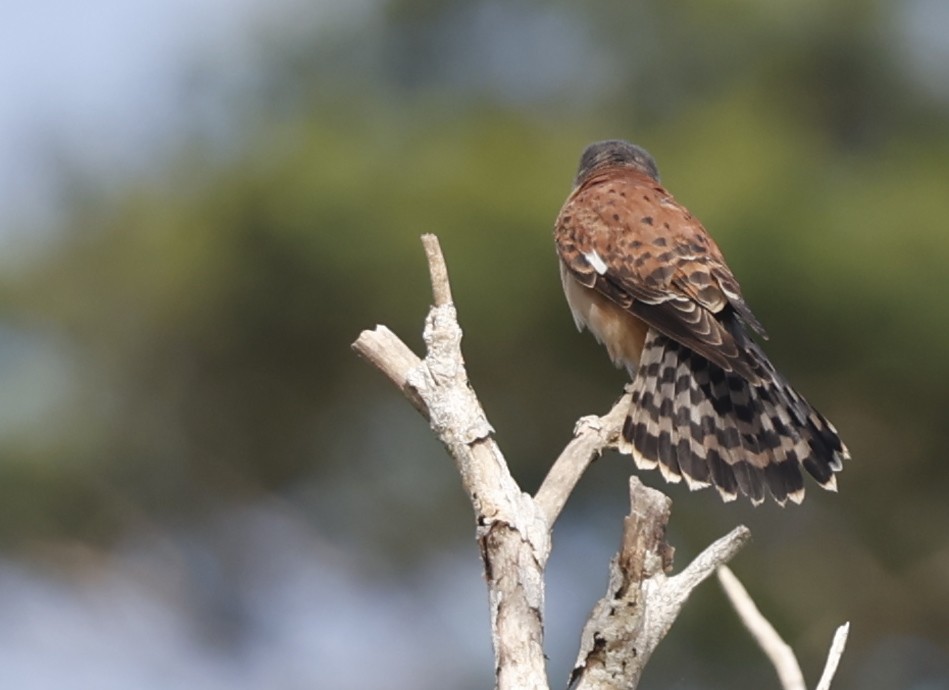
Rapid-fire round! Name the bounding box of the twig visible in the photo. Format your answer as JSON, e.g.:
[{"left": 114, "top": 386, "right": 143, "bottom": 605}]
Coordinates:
[
  {"left": 717, "top": 566, "right": 849, "bottom": 690},
  {"left": 352, "top": 325, "right": 426, "bottom": 417},
  {"left": 534, "top": 394, "right": 630, "bottom": 527},
  {"left": 422, "top": 233, "right": 452, "bottom": 306},
  {"left": 815, "top": 623, "right": 849, "bottom": 690},
  {"left": 718, "top": 565, "right": 805, "bottom": 690}
]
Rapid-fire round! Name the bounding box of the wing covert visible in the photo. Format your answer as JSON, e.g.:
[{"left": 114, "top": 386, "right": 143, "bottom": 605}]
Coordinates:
[{"left": 555, "top": 169, "right": 763, "bottom": 382}]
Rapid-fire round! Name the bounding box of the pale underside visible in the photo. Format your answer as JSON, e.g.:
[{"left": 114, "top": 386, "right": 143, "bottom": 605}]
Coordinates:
[{"left": 560, "top": 260, "right": 648, "bottom": 375}]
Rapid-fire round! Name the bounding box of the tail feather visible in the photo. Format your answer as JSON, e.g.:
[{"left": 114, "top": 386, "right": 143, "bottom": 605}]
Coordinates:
[
  {"left": 673, "top": 350, "right": 710, "bottom": 489},
  {"left": 722, "top": 360, "right": 774, "bottom": 503},
  {"left": 655, "top": 342, "right": 682, "bottom": 484},
  {"left": 692, "top": 355, "right": 741, "bottom": 501},
  {"left": 618, "top": 329, "right": 849, "bottom": 505},
  {"left": 708, "top": 363, "right": 767, "bottom": 504}
]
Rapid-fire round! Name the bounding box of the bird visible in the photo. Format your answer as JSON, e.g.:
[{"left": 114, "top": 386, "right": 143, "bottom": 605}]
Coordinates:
[{"left": 554, "top": 139, "right": 849, "bottom": 505}]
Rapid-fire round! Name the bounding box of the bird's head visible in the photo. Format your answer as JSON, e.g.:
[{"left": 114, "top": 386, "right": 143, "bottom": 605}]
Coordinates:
[{"left": 574, "top": 140, "right": 660, "bottom": 186}]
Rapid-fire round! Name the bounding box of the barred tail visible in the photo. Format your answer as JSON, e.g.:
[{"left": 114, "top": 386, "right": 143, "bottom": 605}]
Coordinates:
[{"left": 618, "top": 329, "right": 849, "bottom": 505}]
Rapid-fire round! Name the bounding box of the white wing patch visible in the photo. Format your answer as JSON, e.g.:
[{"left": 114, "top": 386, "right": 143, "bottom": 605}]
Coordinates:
[{"left": 582, "top": 250, "right": 609, "bottom": 275}]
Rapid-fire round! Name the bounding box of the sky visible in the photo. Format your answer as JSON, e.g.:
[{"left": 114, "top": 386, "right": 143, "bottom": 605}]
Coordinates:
[
  {"left": 0, "top": 0, "right": 374, "bottom": 236},
  {"left": 2, "top": 0, "right": 237, "bottom": 225}
]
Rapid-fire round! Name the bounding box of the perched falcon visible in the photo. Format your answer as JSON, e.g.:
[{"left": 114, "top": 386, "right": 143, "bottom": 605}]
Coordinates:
[{"left": 554, "top": 140, "right": 849, "bottom": 505}]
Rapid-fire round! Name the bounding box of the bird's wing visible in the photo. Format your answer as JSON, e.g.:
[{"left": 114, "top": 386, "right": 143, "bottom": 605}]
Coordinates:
[{"left": 555, "top": 169, "right": 765, "bottom": 381}]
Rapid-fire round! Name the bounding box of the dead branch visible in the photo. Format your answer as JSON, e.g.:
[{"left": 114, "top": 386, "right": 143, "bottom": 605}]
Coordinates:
[
  {"left": 717, "top": 565, "right": 849, "bottom": 690},
  {"left": 354, "top": 235, "right": 549, "bottom": 689},
  {"left": 816, "top": 623, "right": 850, "bottom": 690},
  {"left": 534, "top": 398, "right": 630, "bottom": 528},
  {"left": 570, "top": 479, "right": 750, "bottom": 689},
  {"left": 353, "top": 234, "right": 812, "bottom": 689}
]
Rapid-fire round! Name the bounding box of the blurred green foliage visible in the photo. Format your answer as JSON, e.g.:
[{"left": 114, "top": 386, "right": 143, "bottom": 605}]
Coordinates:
[{"left": 2, "top": 0, "right": 948, "bottom": 686}]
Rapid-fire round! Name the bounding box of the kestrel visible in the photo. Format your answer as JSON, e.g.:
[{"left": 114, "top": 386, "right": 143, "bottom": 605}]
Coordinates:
[{"left": 554, "top": 140, "right": 849, "bottom": 505}]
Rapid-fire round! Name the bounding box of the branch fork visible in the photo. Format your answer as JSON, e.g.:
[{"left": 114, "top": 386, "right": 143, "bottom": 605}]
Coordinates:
[{"left": 352, "top": 234, "right": 847, "bottom": 690}]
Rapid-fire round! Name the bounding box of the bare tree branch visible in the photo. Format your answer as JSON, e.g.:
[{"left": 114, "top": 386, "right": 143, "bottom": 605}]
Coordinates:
[
  {"left": 354, "top": 235, "right": 550, "bottom": 689},
  {"left": 717, "top": 565, "right": 849, "bottom": 690},
  {"left": 815, "top": 623, "right": 849, "bottom": 690},
  {"left": 626, "top": 523, "right": 752, "bottom": 666},
  {"left": 718, "top": 565, "right": 806, "bottom": 690},
  {"left": 570, "top": 478, "right": 751, "bottom": 690},
  {"left": 355, "top": 234, "right": 833, "bottom": 690},
  {"left": 422, "top": 233, "right": 452, "bottom": 306},
  {"left": 534, "top": 394, "right": 630, "bottom": 527},
  {"left": 352, "top": 325, "right": 426, "bottom": 417}
]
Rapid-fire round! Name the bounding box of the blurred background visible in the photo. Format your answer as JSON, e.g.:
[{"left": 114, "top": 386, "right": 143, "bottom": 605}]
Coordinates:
[{"left": 1, "top": 0, "right": 947, "bottom": 687}]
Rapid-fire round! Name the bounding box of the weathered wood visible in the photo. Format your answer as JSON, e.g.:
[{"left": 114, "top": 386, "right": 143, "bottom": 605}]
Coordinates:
[{"left": 353, "top": 234, "right": 845, "bottom": 690}]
